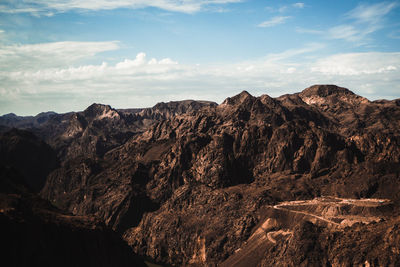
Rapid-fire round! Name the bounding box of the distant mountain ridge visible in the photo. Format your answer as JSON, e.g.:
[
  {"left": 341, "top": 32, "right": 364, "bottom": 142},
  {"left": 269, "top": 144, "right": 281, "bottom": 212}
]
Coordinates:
[{"left": 0, "top": 99, "right": 218, "bottom": 127}]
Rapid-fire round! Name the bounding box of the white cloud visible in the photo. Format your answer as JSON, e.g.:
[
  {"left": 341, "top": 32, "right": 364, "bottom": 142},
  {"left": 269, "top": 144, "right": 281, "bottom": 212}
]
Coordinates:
[
  {"left": 1, "top": 41, "right": 399, "bottom": 115},
  {"left": 293, "top": 3, "right": 304, "bottom": 9},
  {"left": 116, "top": 53, "right": 147, "bottom": 69},
  {"left": 0, "top": 0, "right": 242, "bottom": 15},
  {"left": 311, "top": 52, "right": 400, "bottom": 75},
  {"left": 327, "top": 25, "right": 360, "bottom": 42},
  {"left": 0, "top": 41, "right": 119, "bottom": 70},
  {"left": 258, "top": 16, "right": 291, "bottom": 28},
  {"left": 286, "top": 67, "right": 296, "bottom": 73},
  {"left": 278, "top": 6, "right": 288, "bottom": 13},
  {"left": 158, "top": 58, "right": 178, "bottom": 65}
]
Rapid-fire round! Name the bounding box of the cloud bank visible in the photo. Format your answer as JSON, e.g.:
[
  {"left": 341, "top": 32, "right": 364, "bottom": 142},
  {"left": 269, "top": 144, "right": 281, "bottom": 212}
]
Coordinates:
[{"left": 1, "top": 41, "right": 399, "bottom": 115}]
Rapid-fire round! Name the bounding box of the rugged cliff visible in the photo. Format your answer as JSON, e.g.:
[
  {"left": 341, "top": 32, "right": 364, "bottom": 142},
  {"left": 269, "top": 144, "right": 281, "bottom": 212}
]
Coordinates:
[{"left": 0, "top": 131, "right": 146, "bottom": 267}]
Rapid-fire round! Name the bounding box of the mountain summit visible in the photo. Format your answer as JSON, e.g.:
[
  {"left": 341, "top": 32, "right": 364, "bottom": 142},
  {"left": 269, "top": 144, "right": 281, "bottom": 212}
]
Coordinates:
[{"left": 300, "top": 84, "right": 355, "bottom": 97}]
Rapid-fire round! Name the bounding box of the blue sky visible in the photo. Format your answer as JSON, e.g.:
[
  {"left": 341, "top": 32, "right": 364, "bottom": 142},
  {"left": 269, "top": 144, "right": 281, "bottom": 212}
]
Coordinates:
[{"left": 1, "top": 0, "right": 400, "bottom": 115}]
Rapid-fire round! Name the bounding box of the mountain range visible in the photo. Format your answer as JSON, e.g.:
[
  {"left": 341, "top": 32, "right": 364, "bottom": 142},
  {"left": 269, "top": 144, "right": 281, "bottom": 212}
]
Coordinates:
[{"left": 1, "top": 84, "right": 399, "bottom": 266}]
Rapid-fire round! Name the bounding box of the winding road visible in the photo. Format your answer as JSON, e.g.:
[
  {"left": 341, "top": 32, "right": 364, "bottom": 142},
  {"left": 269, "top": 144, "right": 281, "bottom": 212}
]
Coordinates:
[{"left": 273, "top": 204, "right": 341, "bottom": 226}]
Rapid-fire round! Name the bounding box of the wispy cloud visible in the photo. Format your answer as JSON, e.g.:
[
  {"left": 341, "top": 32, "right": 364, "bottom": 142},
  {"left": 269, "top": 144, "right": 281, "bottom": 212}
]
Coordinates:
[
  {"left": 292, "top": 3, "right": 305, "bottom": 9},
  {"left": 327, "top": 25, "right": 360, "bottom": 42},
  {"left": 346, "top": 2, "right": 398, "bottom": 24},
  {"left": 258, "top": 16, "right": 291, "bottom": 28},
  {"left": 0, "top": 0, "right": 242, "bottom": 15},
  {"left": 295, "top": 27, "right": 323, "bottom": 34},
  {"left": 335, "top": 1, "right": 398, "bottom": 42},
  {"left": 265, "top": 43, "right": 324, "bottom": 61},
  {"left": 389, "top": 29, "right": 400, "bottom": 39},
  {"left": 297, "top": 2, "right": 398, "bottom": 44},
  {"left": 274, "top": 2, "right": 305, "bottom": 13}
]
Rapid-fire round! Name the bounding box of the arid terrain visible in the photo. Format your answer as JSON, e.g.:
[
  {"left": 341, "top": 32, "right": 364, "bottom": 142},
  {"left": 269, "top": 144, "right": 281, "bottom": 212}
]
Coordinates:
[{"left": 1, "top": 84, "right": 400, "bottom": 266}]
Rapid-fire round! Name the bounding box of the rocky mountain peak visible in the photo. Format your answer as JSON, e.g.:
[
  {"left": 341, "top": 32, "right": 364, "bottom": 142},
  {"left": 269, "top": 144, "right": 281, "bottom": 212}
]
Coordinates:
[
  {"left": 2, "top": 113, "right": 17, "bottom": 118},
  {"left": 138, "top": 100, "right": 217, "bottom": 121},
  {"left": 83, "top": 103, "right": 120, "bottom": 120},
  {"left": 221, "top": 90, "right": 254, "bottom": 106},
  {"left": 298, "top": 84, "right": 369, "bottom": 108},
  {"left": 300, "top": 84, "right": 355, "bottom": 97},
  {"left": 152, "top": 100, "right": 217, "bottom": 113},
  {"left": 36, "top": 111, "right": 57, "bottom": 117},
  {"left": 277, "top": 94, "right": 306, "bottom": 106},
  {"left": 84, "top": 103, "right": 112, "bottom": 113},
  {"left": 259, "top": 94, "right": 279, "bottom": 106}
]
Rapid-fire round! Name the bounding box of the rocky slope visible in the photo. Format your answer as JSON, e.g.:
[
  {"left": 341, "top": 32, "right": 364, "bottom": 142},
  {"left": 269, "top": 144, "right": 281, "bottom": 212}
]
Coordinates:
[
  {"left": 0, "top": 168, "right": 146, "bottom": 267},
  {"left": 0, "top": 130, "right": 147, "bottom": 267},
  {"left": 221, "top": 197, "right": 400, "bottom": 267},
  {"left": 2, "top": 85, "right": 400, "bottom": 266},
  {"left": 0, "top": 100, "right": 217, "bottom": 161},
  {"left": 0, "top": 129, "right": 58, "bottom": 192}
]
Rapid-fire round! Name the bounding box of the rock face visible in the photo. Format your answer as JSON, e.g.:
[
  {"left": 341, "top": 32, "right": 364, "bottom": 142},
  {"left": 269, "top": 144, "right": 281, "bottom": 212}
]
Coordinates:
[
  {"left": 0, "top": 129, "right": 58, "bottom": 192},
  {"left": 0, "top": 130, "right": 147, "bottom": 267},
  {"left": 0, "top": 166, "right": 146, "bottom": 267},
  {"left": 2, "top": 86, "right": 400, "bottom": 266}
]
